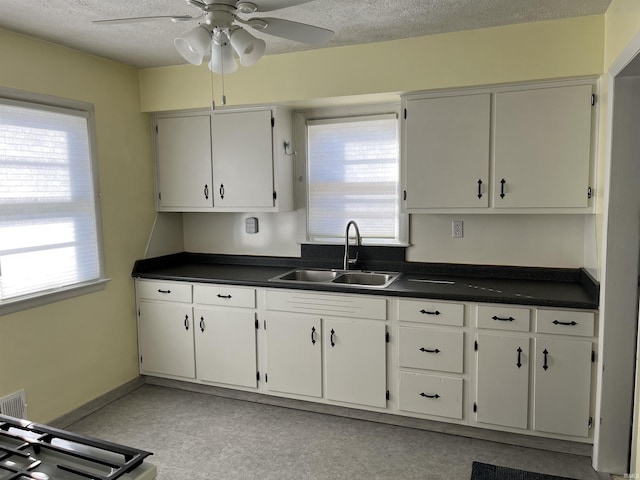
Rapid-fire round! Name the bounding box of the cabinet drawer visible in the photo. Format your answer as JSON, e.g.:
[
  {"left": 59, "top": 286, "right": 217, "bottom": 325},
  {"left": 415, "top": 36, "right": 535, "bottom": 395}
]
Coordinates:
[
  {"left": 535, "top": 309, "right": 595, "bottom": 337},
  {"left": 398, "top": 372, "right": 463, "bottom": 419},
  {"left": 399, "top": 327, "right": 464, "bottom": 373},
  {"left": 265, "top": 290, "right": 386, "bottom": 320},
  {"left": 193, "top": 284, "right": 255, "bottom": 308},
  {"left": 398, "top": 299, "right": 464, "bottom": 326},
  {"left": 136, "top": 280, "right": 192, "bottom": 303},
  {"left": 477, "top": 305, "right": 530, "bottom": 332}
]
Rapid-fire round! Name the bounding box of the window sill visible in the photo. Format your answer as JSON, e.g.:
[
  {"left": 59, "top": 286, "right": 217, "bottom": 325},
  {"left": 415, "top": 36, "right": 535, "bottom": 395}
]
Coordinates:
[{"left": 0, "top": 278, "right": 110, "bottom": 317}]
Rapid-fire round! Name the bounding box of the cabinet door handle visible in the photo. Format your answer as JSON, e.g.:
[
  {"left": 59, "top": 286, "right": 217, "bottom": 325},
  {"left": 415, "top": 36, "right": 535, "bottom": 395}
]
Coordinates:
[
  {"left": 217, "top": 294, "right": 232, "bottom": 299},
  {"left": 200, "top": 316, "right": 205, "bottom": 333},
  {"left": 500, "top": 178, "right": 506, "bottom": 199},
  {"left": 311, "top": 326, "right": 316, "bottom": 345},
  {"left": 477, "top": 179, "right": 483, "bottom": 199},
  {"left": 330, "top": 328, "right": 336, "bottom": 347},
  {"left": 552, "top": 320, "right": 577, "bottom": 326},
  {"left": 419, "top": 392, "right": 440, "bottom": 399},
  {"left": 184, "top": 315, "right": 190, "bottom": 331},
  {"left": 419, "top": 309, "right": 441, "bottom": 316},
  {"left": 516, "top": 347, "right": 523, "bottom": 368},
  {"left": 542, "top": 348, "right": 549, "bottom": 371},
  {"left": 492, "top": 315, "right": 514, "bottom": 322},
  {"left": 157, "top": 289, "right": 171, "bottom": 294},
  {"left": 419, "top": 347, "right": 440, "bottom": 353},
  {"left": 203, "top": 184, "right": 209, "bottom": 200},
  {"left": 219, "top": 184, "right": 225, "bottom": 199}
]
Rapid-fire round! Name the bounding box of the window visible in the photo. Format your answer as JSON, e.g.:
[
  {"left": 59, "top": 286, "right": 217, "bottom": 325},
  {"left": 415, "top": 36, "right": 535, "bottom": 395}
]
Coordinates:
[
  {"left": 306, "top": 113, "right": 406, "bottom": 244},
  {"left": 0, "top": 91, "right": 106, "bottom": 313}
]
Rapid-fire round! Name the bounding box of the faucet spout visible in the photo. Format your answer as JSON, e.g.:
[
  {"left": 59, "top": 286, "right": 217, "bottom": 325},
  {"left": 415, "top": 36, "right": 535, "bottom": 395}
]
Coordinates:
[{"left": 344, "top": 220, "right": 362, "bottom": 270}]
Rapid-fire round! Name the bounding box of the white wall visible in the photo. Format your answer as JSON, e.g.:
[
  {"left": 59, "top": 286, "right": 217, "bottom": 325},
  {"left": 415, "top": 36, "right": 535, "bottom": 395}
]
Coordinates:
[{"left": 182, "top": 211, "right": 589, "bottom": 268}]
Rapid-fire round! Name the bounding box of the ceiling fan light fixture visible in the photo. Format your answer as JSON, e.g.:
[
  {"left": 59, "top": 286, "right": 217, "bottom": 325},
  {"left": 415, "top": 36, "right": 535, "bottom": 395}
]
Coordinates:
[
  {"left": 209, "top": 33, "right": 238, "bottom": 74},
  {"left": 229, "top": 27, "right": 266, "bottom": 66},
  {"left": 174, "top": 25, "right": 212, "bottom": 65}
]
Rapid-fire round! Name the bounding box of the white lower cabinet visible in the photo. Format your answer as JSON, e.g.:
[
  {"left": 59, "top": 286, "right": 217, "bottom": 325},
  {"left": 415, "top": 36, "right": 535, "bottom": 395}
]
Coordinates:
[
  {"left": 474, "top": 305, "right": 595, "bottom": 439},
  {"left": 264, "top": 290, "right": 388, "bottom": 409},
  {"left": 135, "top": 279, "right": 598, "bottom": 443},
  {"left": 397, "top": 299, "right": 466, "bottom": 421},
  {"left": 399, "top": 372, "right": 463, "bottom": 419},
  {"left": 533, "top": 337, "right": 592, "bottom": 437},
  {"left": 324, "top": 318, "right": 387, "bottom": 408},
  {"left": 264, "top": 312, "right": 322, "bottom": 398},
  {"left": 475, "top": 333, "right": 529, "bottom": 429},
  {"left": 194, "top": 307, "right": 257, "bottom": 388}
]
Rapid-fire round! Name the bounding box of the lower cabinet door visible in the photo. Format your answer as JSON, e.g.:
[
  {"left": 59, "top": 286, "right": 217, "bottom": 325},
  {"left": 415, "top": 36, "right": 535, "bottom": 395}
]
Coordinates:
[
  {"left": 324, "top": 318, "right": 387, "bottom": 408},
  {"left": 137, "top": 301, "right": 195, "bottom": 379},
  {"left": 264, "top": 312, "right": 322, "bottom": 398},
  {"left": 533, "top": 337, "right": 592, "bottom": 437},
  {"left": 476, "top": 333, "right": 529, "bottom": 429},
  {"left": 399, "top": 372, "right": 463, "bottom": 419},
  {"left": 194, "top": 307, "right": 257, "bottom": 388}
]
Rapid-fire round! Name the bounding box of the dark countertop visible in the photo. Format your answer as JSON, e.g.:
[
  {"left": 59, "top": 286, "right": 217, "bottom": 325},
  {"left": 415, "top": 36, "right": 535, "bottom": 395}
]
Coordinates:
[{"left": 132, "top": 251, "right": 599, "bottom": 310}]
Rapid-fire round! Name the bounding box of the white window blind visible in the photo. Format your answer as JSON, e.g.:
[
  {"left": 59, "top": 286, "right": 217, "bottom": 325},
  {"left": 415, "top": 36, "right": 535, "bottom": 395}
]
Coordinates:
[
  {"left": 0, "top": 99, "right": 103, "bottom": 303},
  {"left": 307, "top": 114, "right": 400, "bottom": 242}
]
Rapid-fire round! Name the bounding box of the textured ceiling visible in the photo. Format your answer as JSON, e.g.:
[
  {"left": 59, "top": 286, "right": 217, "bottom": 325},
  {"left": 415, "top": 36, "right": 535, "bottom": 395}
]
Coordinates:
[{"left": 0, "top": 0, "right": 612, "bottom": 69}]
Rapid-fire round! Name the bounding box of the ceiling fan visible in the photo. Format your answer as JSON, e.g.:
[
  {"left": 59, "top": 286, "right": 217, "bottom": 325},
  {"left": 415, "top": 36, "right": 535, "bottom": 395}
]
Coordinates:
[{"left": 94, "top": 0, "right": 335, "bottom": 74}]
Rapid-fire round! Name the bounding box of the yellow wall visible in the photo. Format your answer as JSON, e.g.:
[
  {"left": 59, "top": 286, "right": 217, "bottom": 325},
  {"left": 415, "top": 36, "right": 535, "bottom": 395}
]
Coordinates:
[
  {"left": 0, "top": 29, "right": 155, "bottom": 422},
  {"left": 140, "top": 15, "right": 604, "bottom": 112}
]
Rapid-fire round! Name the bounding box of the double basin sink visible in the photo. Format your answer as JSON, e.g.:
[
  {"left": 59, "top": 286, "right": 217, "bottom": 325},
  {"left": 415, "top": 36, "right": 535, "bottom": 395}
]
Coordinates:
[{"left": 269, "top": 268, "right": 402, "bottom": 289}]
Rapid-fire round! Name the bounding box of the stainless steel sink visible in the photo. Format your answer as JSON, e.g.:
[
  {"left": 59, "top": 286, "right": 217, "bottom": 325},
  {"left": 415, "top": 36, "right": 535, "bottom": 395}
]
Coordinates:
[
  {"left": 332, "top": 272, "right": 396, "bottom": 286},
  {"left": 269, "top": 269, "right": 401, "bottom": 289},
  {"left": 276, "top": 269, "right": 340, "bottom": 282}
]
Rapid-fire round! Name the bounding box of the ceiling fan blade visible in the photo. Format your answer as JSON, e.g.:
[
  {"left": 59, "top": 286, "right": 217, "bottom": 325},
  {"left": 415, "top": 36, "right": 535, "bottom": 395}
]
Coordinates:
[
  {"left": 250, "top": 17, "right": 334, "bottom": 46},
  {"left": 248, "top": 0, "right": 319, "bottom": 13},
  {"left": 93, "top": 15, "right": 196, "bottom": 25}
]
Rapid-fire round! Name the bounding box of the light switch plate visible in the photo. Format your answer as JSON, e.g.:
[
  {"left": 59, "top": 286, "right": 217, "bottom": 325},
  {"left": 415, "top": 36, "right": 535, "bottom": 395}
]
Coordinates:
[{"left": 245, "top": 217, "right": 259, "bottom": 234}]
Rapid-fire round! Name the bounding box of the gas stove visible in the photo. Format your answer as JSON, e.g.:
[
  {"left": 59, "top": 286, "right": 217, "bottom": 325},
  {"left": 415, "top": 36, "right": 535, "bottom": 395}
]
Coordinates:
[{"left": 0, "top": 414, "right": 156, "bottom": 480}]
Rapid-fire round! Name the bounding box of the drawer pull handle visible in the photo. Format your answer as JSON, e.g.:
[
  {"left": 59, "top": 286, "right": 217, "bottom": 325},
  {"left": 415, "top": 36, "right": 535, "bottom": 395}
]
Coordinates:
[
  {"left": 419, "top": 309, "right": 441, "bottom": 316},
  {"left": 419, "top": 392, "right": 440, "bottom": 399},
  {"left": 157, "top": 289, "right": 171, "bottom": 294},
  {"left": 419, "top": 347, "right": 440, "bottom": 354},
  {"left": 217, "top": 294, "right": 232, "bottom": 299},
  {"left": 477, "top": 179, "right": 483, "bottom": 199},
  {"left": 552, "top": 320, "right": 577, "bottom": 326},
  {"left": 492, "top": 315, "right": 514, "bottom": 322},
  {"left": 542, "top": 348, "right": 549, "bottom": 371},
  {"left": 311, "top": 326, "right": 317, "bottom": 345},
  {"left": 330, "top": 329, "right": 336, "bottom": 347},
  {"left": 500, "top": 178, "right": 506, "bottom": 199},
  {"left": 184, "top": 315, "right": 190, "bottom": 331},
  {"left": 517, "top": 347, "right": 522, "bottom": 368},
  {"left": 200, "top": 317, "right": 205, "bottom": 333},
  {"left": 219, "top": 183, "right": 225, "bottom": 199},
  {"left": 204, "top": 184, "right": 209, "bottom": 200}
]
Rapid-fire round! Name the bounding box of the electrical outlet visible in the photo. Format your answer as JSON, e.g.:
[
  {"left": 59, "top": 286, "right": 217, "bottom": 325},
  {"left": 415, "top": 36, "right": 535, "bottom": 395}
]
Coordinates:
[{"left": 452, "top": 221, "right": 463, "bottom": 238}]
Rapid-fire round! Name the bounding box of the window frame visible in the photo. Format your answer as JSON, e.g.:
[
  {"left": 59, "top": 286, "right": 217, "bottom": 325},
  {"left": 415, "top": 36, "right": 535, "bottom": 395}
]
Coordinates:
[
  {"left": 0, "top": 87, "right": 108, "bottom": 316},
  {"left": 294, "top": 103, "right": 409, "bottom": 246}
]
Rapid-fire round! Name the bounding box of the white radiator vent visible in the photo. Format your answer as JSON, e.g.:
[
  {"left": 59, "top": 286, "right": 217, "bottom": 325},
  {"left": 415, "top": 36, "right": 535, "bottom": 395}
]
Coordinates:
[{"left": 0, "top": 390, "right": 27, "bottom": 419}]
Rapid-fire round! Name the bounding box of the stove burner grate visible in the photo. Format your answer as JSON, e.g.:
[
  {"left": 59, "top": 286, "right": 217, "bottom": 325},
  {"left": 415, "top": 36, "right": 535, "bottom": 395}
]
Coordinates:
[{"left": 0, "top": 414, "right": 152, "bottom": 480}]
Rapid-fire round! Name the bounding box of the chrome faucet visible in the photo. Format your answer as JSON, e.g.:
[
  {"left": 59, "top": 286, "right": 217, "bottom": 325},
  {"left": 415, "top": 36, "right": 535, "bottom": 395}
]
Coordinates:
[{"left": 343, "top": 220, "right": 362, "bottom": 270}]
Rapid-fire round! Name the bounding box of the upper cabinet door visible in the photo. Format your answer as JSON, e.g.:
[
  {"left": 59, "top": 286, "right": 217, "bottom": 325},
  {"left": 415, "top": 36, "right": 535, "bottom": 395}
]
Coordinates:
[
  {"left": 212, "top": 109, "right": 275, "bottom": 209},
  {"left": 156, "top": 115, "right": 213, "bottom": 210},
  {"left": 493, "top": 84, "right": 593, "bottom": 208},
  {"left": 404, "top": 94, "right": 491, "bottom": 210}
]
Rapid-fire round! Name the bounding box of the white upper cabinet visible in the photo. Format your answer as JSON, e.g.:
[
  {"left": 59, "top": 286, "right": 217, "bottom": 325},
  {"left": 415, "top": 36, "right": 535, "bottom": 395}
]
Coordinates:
[
  {"left": 404, "top": 94, "right": 491, "bottom": 209},
  {"left": 493, "top": 84, "right": 593, "bottom": 209},
  {"left": 212, "top": 109, "right": 276, "bottom": 210},
  {"left": 154, "top": 106, "right": 293, "bottom": 212},
  {"left": 155, "top": 115, "right": 213, "bottom": 210},
  {"left": 401, "top": 80, "right": 595, "bottom": 213}
]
